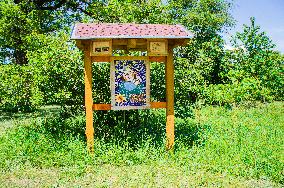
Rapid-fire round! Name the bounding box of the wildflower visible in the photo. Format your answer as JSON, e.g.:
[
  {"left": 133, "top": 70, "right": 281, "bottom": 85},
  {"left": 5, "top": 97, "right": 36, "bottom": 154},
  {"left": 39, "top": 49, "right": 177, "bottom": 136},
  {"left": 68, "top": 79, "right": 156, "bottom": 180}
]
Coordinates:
[{"left": 115, "top": 94, "right": 126, "bottom": 103}]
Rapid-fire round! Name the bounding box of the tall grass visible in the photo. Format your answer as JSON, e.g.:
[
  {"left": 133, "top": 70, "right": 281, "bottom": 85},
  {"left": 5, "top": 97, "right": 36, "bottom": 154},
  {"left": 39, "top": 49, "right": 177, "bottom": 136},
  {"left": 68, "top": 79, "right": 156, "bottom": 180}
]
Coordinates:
[{"left": 0, "top": 102, "right": 283, "bottom": 186}]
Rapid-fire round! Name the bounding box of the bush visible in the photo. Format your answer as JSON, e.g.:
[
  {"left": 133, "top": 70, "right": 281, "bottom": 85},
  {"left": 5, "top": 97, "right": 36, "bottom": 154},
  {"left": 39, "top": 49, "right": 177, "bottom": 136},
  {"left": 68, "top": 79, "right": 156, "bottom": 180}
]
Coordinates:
[
  {"left": 2, "top": 20, "right": 283, "bottom": 113},
  {"left": 220, "top": 18, "right": 284, "bottom": 102},
  {"left": 0, "top": 32, "right": 84, "bottom": 112},
  {"left": 203, "top": 78, "right": 274, "bottom": 105},
  {"left": 27, "top": 32, "right": 84, "bottom": 106},
  {"left": 0, "top": 64, "right": 43, "bottom": 112}
]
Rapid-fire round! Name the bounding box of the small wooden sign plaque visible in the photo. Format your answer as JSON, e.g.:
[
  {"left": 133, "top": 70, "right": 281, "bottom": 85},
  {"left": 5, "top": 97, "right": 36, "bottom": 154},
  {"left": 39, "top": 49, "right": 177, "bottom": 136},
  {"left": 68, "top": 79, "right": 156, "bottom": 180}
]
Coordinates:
[
  {"left": 90, "top": 40, "right": 112, "bottom": 56},
  {"left": 148, "top": 40, "right": 168, "bottom": 56}
]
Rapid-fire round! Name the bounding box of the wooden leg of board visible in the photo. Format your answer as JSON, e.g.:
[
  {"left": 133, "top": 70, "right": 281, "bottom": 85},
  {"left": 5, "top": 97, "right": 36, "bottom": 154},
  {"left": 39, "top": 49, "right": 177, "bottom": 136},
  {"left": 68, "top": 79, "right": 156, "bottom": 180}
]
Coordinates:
[
  {"left": 165, "top": 47, "right": 175, "bottom": 150},
  {"left": 84, "top": 51, "right": 94, "bottom": 153}
]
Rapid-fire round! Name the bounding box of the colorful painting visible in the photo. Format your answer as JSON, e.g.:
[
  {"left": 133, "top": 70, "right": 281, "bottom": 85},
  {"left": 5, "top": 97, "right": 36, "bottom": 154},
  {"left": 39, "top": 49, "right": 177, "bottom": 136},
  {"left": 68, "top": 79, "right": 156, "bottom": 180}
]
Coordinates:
[{"left": 111, "top": 58, "right": 150, "bottom": 110}]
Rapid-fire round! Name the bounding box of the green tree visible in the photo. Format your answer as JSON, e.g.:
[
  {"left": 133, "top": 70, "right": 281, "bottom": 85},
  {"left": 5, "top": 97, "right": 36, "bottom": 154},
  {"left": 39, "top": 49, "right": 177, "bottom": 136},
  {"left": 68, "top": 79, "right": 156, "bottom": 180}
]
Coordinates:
[
  {"left": 233, "top": 17, "right": 283, "bottom": 100},
  {"left": 0, "top": 0, "right": 91, "bottom": 65},
  {"left": 0, "top": 0, "right": 236, "bottom": 111},
  {"left": 27, "top": 32, "right": 84, "bottom": 106},
  {"left": 220, "top": 17, "right": 284, "bottom": 102}
]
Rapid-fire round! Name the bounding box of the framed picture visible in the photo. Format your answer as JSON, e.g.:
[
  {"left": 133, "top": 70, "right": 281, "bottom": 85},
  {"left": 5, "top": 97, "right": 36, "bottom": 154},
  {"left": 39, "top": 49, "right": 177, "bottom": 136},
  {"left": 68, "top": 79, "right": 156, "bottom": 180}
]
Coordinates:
[{"left": 110, "top": 57, "right": 150, "bottom": 110}]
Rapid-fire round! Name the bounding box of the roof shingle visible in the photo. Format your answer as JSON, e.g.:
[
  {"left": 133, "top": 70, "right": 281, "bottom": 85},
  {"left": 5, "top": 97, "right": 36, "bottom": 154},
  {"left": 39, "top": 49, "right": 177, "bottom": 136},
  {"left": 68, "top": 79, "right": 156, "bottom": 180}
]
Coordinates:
[{"left": 71, "top": 23, "right": 194, "bottom": 39}]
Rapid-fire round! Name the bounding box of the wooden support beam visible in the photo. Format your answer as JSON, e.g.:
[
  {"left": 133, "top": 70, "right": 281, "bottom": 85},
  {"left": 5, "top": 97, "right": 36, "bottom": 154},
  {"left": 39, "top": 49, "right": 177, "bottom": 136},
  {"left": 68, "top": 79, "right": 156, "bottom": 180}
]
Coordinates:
[
  {"left": 149, "top": 56, "right": 166, "bottom": 62},
  {"left": 110, "top": 56, "right": 148, "bottom": 61},
  {"left": 112, "top": 39, "right": 147, "bottom": 51},
  {"left": 127, "top": 39, "right": 137, "bottom": 49},
  {"left": 92, "top": 56, "right": 111, "bottom": 62},
  {"left": 112, "top": 46, "right": 147, "bottom": 51},
  {"left": 84, "top": 50, "right": 94, "bottom": 153},
  {"left": 93, "top": 104, "right": 111, "bottom": 110},
  {"left": 91, "top": 56, "right": 165, "bottom": 63},
  {"left": 150, "top": 102, "right": 167, "bottom": 109},
  {"left": 165, "top": 46, "right": 175, "bottom": 150},
  {"left": 92, "top": 102, "right": 166, "bottom": 111},
  {"left": 112, "top": 39, "right": 128, "bottom": 45},
  {"left": 136, "top": 39, "right": 147, "bottom": 46}
]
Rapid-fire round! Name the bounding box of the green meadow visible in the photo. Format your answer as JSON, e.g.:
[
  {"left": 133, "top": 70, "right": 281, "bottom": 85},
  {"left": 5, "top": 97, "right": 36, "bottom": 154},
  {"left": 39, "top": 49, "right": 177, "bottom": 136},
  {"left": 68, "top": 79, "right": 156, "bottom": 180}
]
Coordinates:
[
  {"left": 0, "top": 102, "right": 283, "bottom": 187},
  {"left": 1, "top": 0, "right": 284, "bottom": 187}
]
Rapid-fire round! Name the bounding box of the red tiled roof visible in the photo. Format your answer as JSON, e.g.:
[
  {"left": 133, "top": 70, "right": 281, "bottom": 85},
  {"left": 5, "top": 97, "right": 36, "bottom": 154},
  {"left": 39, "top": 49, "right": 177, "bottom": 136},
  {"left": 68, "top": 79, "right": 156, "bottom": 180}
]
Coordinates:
[{"left": 71, "top": 23, "right": 194, "bottom": 39}]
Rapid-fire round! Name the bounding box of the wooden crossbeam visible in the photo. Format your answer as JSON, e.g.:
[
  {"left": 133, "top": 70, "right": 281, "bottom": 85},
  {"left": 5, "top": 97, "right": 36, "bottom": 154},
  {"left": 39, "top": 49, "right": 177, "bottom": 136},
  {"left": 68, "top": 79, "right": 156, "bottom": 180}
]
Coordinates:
[
  {"left": 92, "top": 102, "right": 166, "bottom": 111},
  {"left": 91, "top": 56, "right": 166, "bottom": 63},
  {"left": 150, "top": 102, "right": 167, "bottom": 108},
  {"left": 149, "top": 56, "right": 166, "bottom": 62},
  {"left": 92, "top": 104, "right": 111, "bottom": 111}
]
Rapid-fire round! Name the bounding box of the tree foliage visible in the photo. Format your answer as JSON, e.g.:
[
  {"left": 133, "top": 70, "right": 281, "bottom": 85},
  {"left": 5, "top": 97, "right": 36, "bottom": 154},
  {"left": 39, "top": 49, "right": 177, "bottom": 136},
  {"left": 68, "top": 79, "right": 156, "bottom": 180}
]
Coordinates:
[
  {"left": 0, "top": 0, "right": 89, "bottom": 64},
  {"left": 0, "top": 1, "right": 283, "bottom": 112},
  {"left": 0, "top": 63, "right": 43, "bottom": 111},
  {"left": 27, "top": 32, "right": 84, "bottom": 106},
  {"left": 224, "top": 18, "right": 283, "bottom": 101}
]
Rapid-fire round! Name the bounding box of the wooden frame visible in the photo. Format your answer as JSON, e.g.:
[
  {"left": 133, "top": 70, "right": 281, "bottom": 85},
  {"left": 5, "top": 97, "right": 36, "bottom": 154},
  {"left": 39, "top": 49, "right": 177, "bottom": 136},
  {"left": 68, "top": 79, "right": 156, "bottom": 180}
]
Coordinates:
[
  {"left": 79, "top": 39, "right": 180, "bottom": 152},
  {"left": 83, "top": 50, "right": 175, "bottom": 152},
  {"left": 84, "top": 49, "right": 94, "bottom": 153},
  {"left": 165, "top": 47, "right": 174, "bottom": 150},
  {"left": 71, "top": 23, "right": 194, "bottom": 153},
  {"left": 110, "top": 56, "right": 150, "bottom": 110}
]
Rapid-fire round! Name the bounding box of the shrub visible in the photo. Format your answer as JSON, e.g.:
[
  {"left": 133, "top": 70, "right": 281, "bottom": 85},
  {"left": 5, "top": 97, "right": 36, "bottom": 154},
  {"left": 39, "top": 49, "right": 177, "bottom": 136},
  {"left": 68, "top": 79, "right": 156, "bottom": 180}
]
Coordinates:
[
  {"left": 0, "top": 64, "right": 43, "bottom": 112},
  {"left": 27, "top": 32, "right": 84, "bottom": 106},
  {"left": 0, "top": 32, "right": 83, "bottom": 112},
  {"left": 203, "top": 78, "right": 274, "bottom": 105}
]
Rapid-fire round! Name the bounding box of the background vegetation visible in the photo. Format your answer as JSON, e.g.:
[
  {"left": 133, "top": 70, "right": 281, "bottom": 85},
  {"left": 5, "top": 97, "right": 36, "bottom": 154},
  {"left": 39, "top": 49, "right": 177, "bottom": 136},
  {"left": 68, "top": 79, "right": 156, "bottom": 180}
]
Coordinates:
[
  {"left": 0, "top": 0, "right": 283, "bottom": 112},
  {"left": 0, "top": 0, "right": 283, "bottom": 187}
]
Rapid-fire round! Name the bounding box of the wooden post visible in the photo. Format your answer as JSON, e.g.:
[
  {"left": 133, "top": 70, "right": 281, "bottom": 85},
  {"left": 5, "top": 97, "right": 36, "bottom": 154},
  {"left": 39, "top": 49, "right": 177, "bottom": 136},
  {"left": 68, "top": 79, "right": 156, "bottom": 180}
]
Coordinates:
[
  {"left": 84, "top": 50, "right": 94, "bottom": 153},
  {"left": 165, "top": 46, "right": 175, "bottom": 150}
]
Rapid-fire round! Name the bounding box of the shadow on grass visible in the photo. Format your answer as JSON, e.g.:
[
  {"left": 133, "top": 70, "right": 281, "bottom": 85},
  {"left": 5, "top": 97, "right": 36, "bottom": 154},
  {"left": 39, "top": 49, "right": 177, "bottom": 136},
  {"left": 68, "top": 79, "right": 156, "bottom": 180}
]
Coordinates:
[{"left": 0, "top": 105, "right": 61, "bottom": 123}]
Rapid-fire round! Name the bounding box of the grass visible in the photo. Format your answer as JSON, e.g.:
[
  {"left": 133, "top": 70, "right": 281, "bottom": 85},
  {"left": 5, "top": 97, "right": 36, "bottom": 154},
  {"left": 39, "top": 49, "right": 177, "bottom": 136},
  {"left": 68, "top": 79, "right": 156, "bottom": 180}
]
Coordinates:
[
  {"left": 0, "top": 102, "right": 283, "bottom": 187},
  {"left": 0, "top": 105, "right": 60, "bottom": 136}
]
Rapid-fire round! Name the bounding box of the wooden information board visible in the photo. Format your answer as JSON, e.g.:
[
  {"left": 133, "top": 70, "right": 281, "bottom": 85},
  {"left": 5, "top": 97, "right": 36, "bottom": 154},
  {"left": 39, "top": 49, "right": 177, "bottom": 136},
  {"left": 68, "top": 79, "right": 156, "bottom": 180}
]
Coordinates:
[{"left": 71, "top": 23, "right": 194, "bottom": 152}]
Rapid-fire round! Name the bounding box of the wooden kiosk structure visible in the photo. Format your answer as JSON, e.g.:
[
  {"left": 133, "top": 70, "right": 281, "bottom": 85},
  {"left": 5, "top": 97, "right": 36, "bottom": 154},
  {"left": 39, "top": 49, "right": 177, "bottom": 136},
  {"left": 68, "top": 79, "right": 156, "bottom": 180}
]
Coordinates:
[{"left": 71, "top": 23, "right": 194, "bottom": 151}]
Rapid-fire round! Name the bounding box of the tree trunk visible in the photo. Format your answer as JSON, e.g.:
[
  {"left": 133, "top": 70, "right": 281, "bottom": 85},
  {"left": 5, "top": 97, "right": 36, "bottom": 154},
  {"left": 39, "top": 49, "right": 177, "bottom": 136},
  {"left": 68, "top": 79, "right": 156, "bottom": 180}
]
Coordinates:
[{"left": 14, "top": 49, "right": 28, "bottom": 65}]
